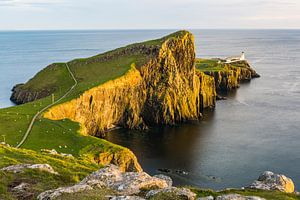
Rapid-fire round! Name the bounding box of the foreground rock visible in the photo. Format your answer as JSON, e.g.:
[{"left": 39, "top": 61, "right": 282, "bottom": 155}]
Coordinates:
[
  {"left": 1, "top": 163, "right": 58, "bottom": 174},
  {"left": 37, "top": 165, "right": 172, "bottom": 200},
  {"left": 247, "top": 171, "right": 295, "bottom": 193},
  {"left": 215, "top": 194, "right": 265, "bottom": 200},
  {"left": 146, "top": 187, "right": 196, "bottom": 200},
  {"left": 107, "top": 196, "right": 145, "bottom": 200}
]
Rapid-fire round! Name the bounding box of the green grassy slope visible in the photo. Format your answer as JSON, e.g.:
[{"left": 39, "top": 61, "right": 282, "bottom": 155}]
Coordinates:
[
  {"left": 195, "top": 58, "right": 225, "bottom": 72},
  {"left": 0, "top": 31, "right": 187, "bottom": 154},
  {"left": 195, "top": 58, "right": 251, "bottom": 72},
  {"left": 0, "top": 144, "right": 99, "bottom": 199}
]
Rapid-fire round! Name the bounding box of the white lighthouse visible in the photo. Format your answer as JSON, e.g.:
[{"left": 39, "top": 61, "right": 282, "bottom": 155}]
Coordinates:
[
  {"left": 225, "top": 52, "right": 246, "bottom": 63},
  {"left": 240, "top": 52, "right": 245, "bottom": 61}
]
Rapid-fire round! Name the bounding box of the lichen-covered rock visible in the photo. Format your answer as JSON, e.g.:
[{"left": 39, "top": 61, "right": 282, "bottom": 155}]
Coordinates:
[
  {"left": 197, "top": 196, "right": 214, "bottom": 200},
  {"left": 81, "top": 165, "right": 169, "bottom": 195},
  {"left": 37, "top": 184, "right": 97, "bottom": 200},
  {"left": 82, "top": 143, "right": 142, "bottom": 172},
  {"left": 146, "top": 187, "right": 196, "bottom": 200},
  {"left": 10, "top": 182, "right": 34, "bottom": 200},
  {"left": 247, "top": 171, "right": 295, "bottom": 193},
  {"left": 215, "top": 194, "right": 265, "bottom": 200},
  {"left": 38, "top": 165, "right": 169, "bottom": 200},
  {"left": 153, "top": 174, "right": 173, "bottom": 188},
  {"left": 1, "top": 164, "right": 58, "bottom": 174},
  {"left": 41, "top": 149, "right": 73, "bottom": 158},
  {"left": 107, "top": 195, "right": 146, "bottom": 200}
]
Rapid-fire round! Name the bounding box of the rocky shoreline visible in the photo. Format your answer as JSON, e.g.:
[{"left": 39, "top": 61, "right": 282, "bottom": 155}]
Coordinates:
[{"left": 1, "top": 163, "right": 296, "bottom": 200}]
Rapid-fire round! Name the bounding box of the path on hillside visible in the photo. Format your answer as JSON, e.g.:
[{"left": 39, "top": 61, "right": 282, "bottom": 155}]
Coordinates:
[{"left": 16, "top": 63, "right": 77, "bottom": 148}]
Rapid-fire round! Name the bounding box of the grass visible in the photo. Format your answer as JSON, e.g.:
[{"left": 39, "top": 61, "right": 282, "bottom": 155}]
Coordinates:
[
  {"left": 55, "top": 188, "right": 116, "bottom": 200},
  {"left": 0, "top": 31, "right": 189, "bottom": 153},
  {"left": 195, "top": 58, "right": 251, "bottom": 73},
  {"left": 195, "top": 58, "right": 226, "bottom": 72},
  {"left": 1, "top": 146, "right": 298, "bottom": 200},
  {"left": 0, "top": 144, "right": 100, "bottom": 199},
  {"left": 0, "top": 30, "right": 192, "bottom": 151},
  {"left": 191, "top": 188, "right": 300, "bottom": 200}
]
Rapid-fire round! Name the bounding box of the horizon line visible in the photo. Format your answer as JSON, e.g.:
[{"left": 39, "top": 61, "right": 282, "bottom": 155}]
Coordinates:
[{"left": 0, "top": 28, "right": 300, "bottom": 31}]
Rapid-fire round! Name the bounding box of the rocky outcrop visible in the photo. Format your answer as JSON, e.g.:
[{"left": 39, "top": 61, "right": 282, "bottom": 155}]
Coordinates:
[
  {"left": 247, "top": 171, "right": 295, "bottom": 193},
  {"left": 44, "top": 31, "right": 214, "bottom": 136},
  {"left": 204, "top": 61, "right": 259, "bottom": 93},
  {"left": 146, "top": 187, "right": 196, "bottom": 200},
  {"left": 10, "top": 83, "right": 54, "bottom": 105},
  {"left": 198, "top": 194, "right": 265, "bottom": 200},
  {"left": 196, "top": 70, "right": 217, "bottom": 110},
  {"left": 107, "top": 196, "right": 146, "bottom": 200},
  {"left": 87, "top": 145, "right": 143, "bottom": 172},
  {"left": 213, "top": 194, "right": 265, "bottom": 200},
  {"left": 41, "top": 149, "right": 73, "bottom": 158},
  {"left": 37, "top": 164, "right": 172, "bottom": 200},
  {"left": 1, "top": 163, "right": 58, "bottom": 175}
]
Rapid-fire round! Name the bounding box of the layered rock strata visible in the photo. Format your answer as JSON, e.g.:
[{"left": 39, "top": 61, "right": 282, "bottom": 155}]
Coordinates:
[{"left": 44, "top": 31, "right": 215, "bottom": 136}]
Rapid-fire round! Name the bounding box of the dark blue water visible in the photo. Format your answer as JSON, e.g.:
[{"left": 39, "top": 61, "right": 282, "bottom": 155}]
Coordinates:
[{"left": 1, "top": 30, "right": 300, "bottom": 190}]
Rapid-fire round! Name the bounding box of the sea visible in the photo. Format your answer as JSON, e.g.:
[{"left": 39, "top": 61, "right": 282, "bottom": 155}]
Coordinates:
[{"left": 0, "top": 29, "right": 300, "bottom": 190}]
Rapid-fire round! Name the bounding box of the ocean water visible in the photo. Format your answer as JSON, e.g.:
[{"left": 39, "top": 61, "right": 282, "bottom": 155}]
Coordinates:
[{"left": 1, "top": 30, "right": 300, "bottom": 190}]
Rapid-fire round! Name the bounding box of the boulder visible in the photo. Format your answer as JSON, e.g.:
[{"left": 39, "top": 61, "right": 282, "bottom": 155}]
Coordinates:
[
  {"left": 153, "top": 174, "right": 173, "bottom": 187},
  {"left": 107, "top": 196, "right": 145, "bottom": 200},
  {"left": 38, "top": 165, "right": 169, "bottom": 200},
  {"left": 146, "top": 187, "right": 196, "bottom": 200},
  {"left": 41, "top": 149, "right": 73, "bottom": 158},
  {"left": 197, "top": 196, "right": 214, "bottom": 200},
  {"left": 1, "top": 164, "right": 58, "bottom": 175},
  {"left": 37, "top": 184, "right": 97, "bottom": 200},
  {"left": 215, "top": 194, "right": 265, "bottom": 200},
  {"left": 10, "top": 182, "right": 34, "bottom": 200},
  {"left": 247, "top": 171, "right": 295, "bottom": 193}
]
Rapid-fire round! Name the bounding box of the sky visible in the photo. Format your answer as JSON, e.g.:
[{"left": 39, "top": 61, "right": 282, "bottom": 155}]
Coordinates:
[{"left": 0, "top": 0, "right": 299, "bottom": 30}]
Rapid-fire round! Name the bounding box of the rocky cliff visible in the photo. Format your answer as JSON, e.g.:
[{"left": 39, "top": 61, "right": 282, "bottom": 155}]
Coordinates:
[
  {"left": 204, "top": 61, "right": 260, "bottom": 93},
  {"left": 44, "top": 31, "right": 216, "bottom": 136},
  {"left": 10, "top": 83, "right": 54, "bottom": 105}
]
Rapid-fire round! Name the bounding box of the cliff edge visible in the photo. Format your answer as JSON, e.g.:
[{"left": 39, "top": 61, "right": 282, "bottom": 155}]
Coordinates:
[{"left": 43, "top": 31, "right": 215, "bottom": 136}]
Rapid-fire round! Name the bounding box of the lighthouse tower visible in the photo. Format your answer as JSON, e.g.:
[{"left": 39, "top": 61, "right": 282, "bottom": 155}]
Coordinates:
[{"left": 240, "top": 52, "right": 245, "bottom": 61}]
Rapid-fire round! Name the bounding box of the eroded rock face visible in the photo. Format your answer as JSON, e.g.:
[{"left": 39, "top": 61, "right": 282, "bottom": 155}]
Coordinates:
[
  {"left": 1, "top": 164, "right": 58, "bottom": 175},
  {"left": 10, "top": 83, "right": 54, "bottom": 105},
  {"left": 82, "top": 143, "right": 142, "bottom": 172},
  {"left": 44, "top": 31, "right": 213, "bottom": 136},
  {"left": 204, "top": 61, "right": 259, "bottom": 93},
  {"left": 247, "top": 171, "right": 295, "bottom": 193},
  {"left": 140, "top": 33, "right": 202, "bottom": 125},
  {"left": 38, "top": 165, "right": 171, "bottom": 200}
]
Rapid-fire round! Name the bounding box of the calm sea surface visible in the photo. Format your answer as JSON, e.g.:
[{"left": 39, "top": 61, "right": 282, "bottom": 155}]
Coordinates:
[{"left": 1, "top": 30, "right": 300, "bottom": 190}]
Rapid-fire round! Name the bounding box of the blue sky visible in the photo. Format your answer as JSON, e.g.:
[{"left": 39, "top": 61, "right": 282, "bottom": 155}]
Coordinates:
[{"left": 0, "top": 0, "right": 299, "bottom": 30}]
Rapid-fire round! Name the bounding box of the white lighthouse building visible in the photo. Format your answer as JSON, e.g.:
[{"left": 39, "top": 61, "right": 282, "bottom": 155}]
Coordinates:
[
  {"left": 225, "top": 52, "right": 246, "bottom": 63},
  {"left": 240, "top": 52, "right": 245, "bottom": 60}
]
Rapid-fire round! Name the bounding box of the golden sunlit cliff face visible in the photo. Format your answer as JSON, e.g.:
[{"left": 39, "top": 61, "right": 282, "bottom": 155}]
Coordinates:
[
  {"left": 140, "top": 33, "right": 202, "bottom": 124},
  {"left": 44, "top": 66, "right": 145, "bottom": 137},
  {"left": 204, "top": 62, "right": 260, "bottom": 92},
  {"left": 44, "top": 31, "right": 216, "bottom": 136}
]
